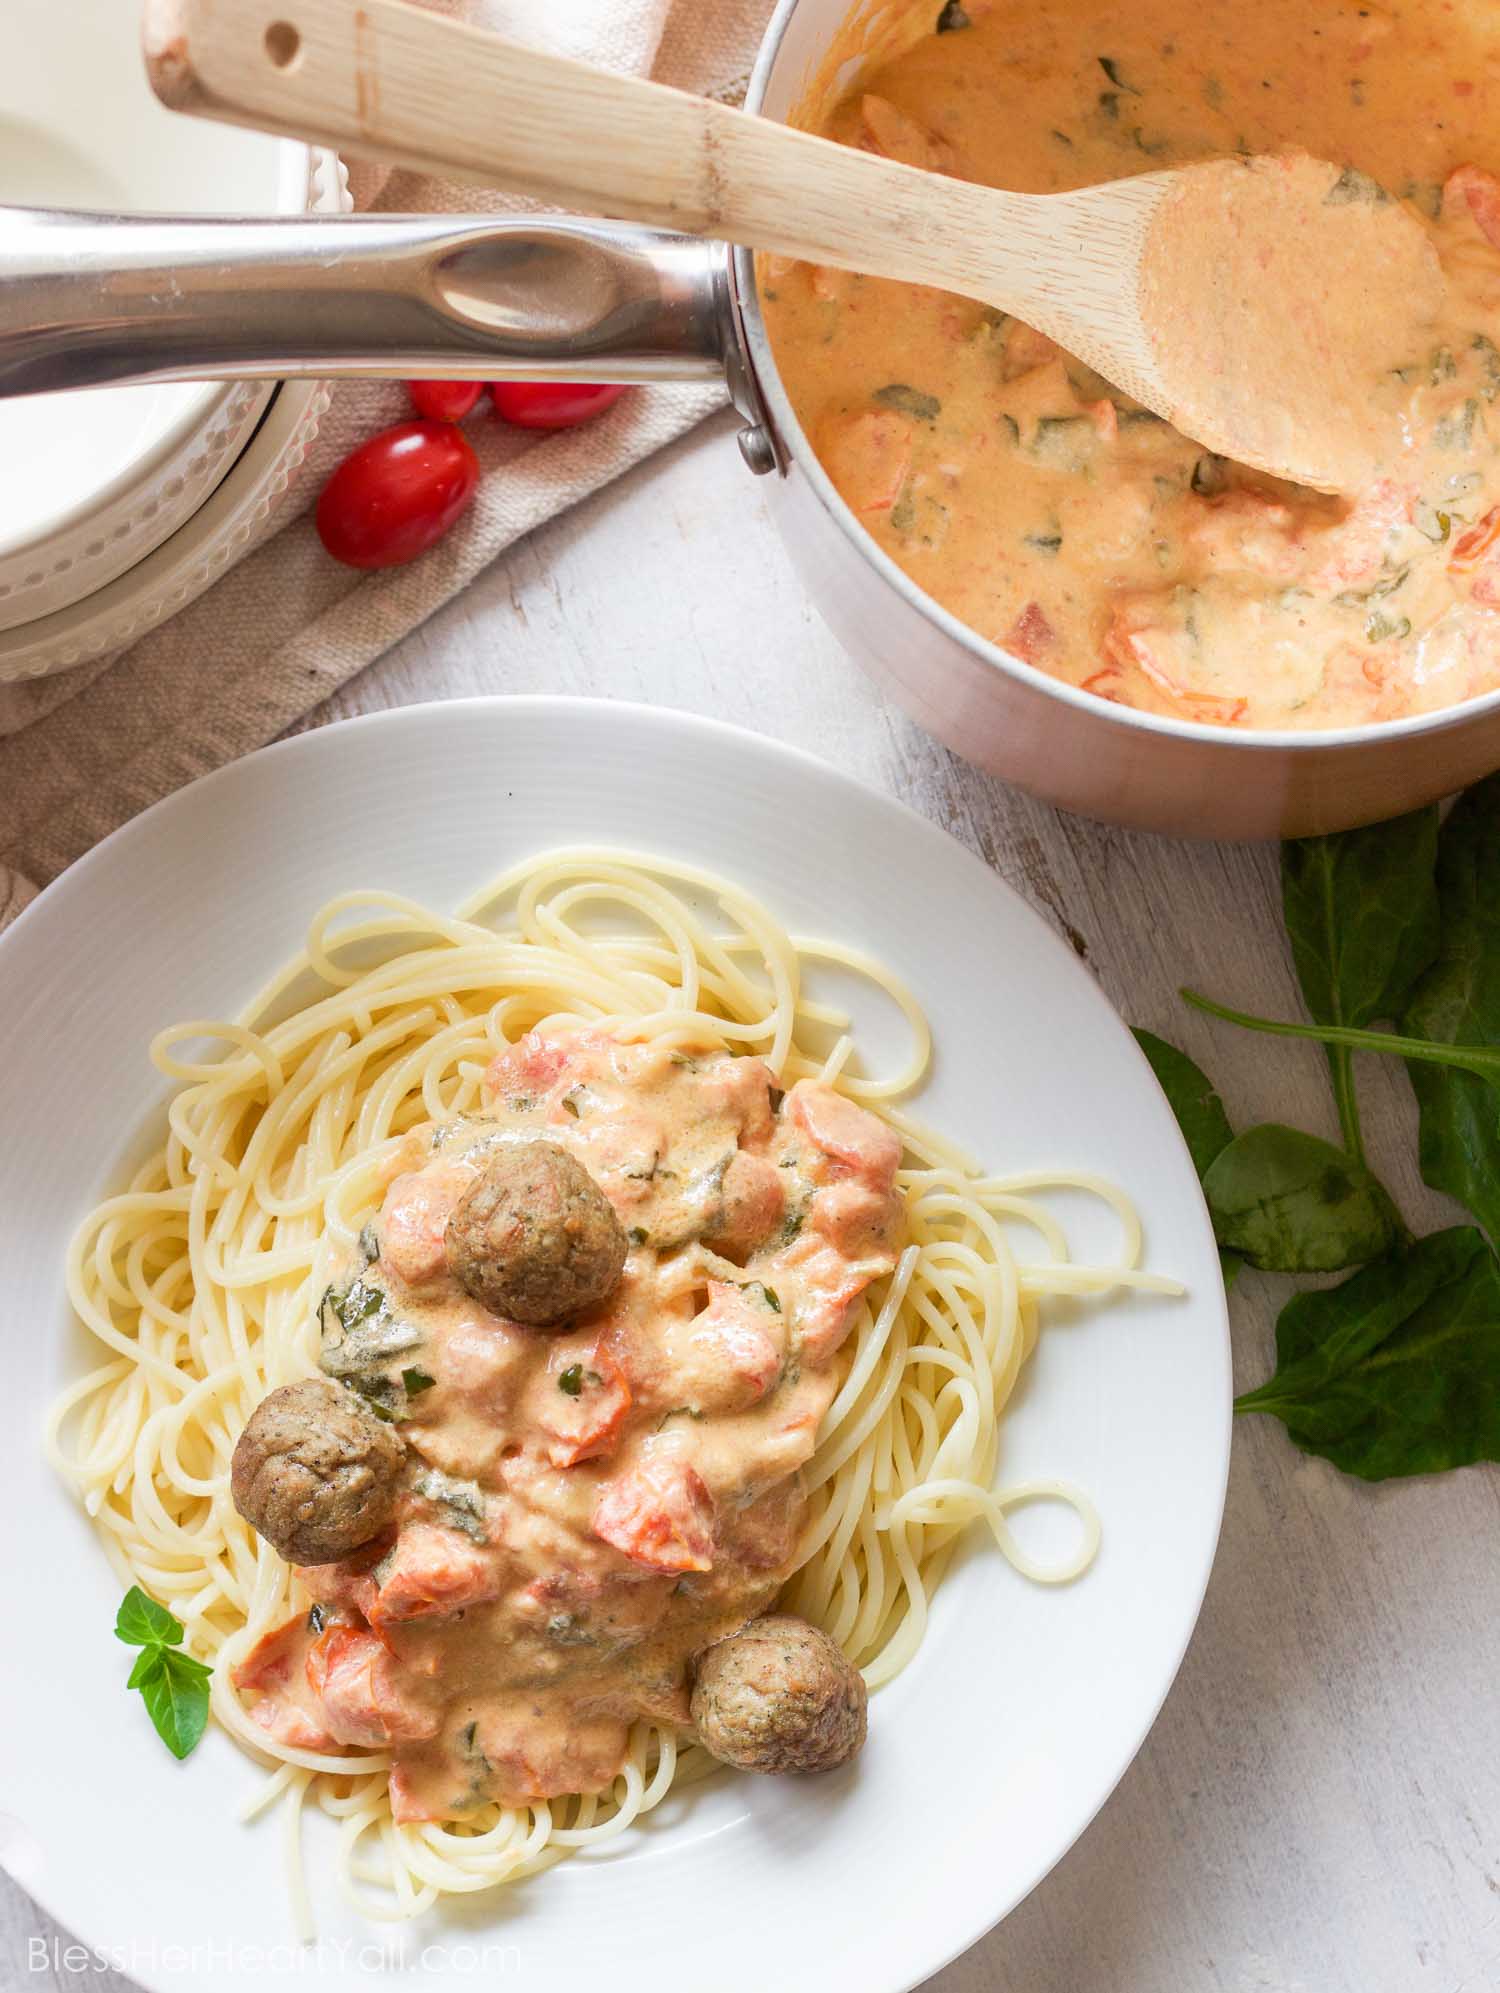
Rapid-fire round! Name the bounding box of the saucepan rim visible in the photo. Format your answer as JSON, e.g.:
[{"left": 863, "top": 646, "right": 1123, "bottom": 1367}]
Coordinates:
[{"left": 733, "top": 0, "right": 1500, "bottom": 758}]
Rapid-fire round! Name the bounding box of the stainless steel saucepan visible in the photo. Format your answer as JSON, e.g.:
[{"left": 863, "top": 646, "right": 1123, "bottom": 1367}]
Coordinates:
[{"left": 5, "top": 0, "right": 1498, "bottom": 839}]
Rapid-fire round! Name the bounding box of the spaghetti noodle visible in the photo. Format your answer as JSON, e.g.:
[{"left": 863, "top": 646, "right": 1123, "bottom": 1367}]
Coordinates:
[{"left": 48, "top": 849, "right": 1178, "bottom": 1925}]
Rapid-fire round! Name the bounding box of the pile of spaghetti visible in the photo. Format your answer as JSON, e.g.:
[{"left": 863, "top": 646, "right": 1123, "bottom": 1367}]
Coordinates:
[{"left": 48, "top": 850, "right": 1177, "bottom": 1925}]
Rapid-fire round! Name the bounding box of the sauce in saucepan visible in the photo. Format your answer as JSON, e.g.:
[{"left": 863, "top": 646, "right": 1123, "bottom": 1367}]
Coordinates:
[{"left": 763, "top": 0, "right": 1500, "bottom": 730}]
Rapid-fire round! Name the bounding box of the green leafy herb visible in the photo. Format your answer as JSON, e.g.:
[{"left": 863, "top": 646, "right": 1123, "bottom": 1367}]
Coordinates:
[
  {"left": 628, "top": 1226, "right": 650, "bottom": 1246},
  {"left": 352, "top": 1378, "right": 398, "bottom": 1420},
  {"left": 1024, "top": 528, "right": 1064, "bottom": 555},
  {"left": 558, "top": 1364, "right": 584, "bottom": 1397},
  {"left": 1434, "top": 398, "right": 1479, "bottom": 452},
  {"left": 115, "top": 1586, "right": 212, "bottom": 1760},
  {"left": 357, "top": 1222, "right": 380, "bottom": 1265},
  {"left": 1400, "top": 778, "right": 1500, "bottom": 1244},
  {"left": 412, "top": 1466, "right": 488, "bottom": 1541},
  {"left": 1133, "top": 1029, "right": 1242, "bottom": 1287},
  {"left": 1325, "top": 164, "right": 1390, "bottom": 205},
  {"left": 401, "top": 1366, "right": 436, "bottom": 1397},
  {"left": 1202, "top": 1124, "right": 1401, "bottom": 1273},
  {"left": 1097, "top": 55, "right": 1138, "bottom": 92},
  {"left": 1132, "top": 1030, "right": 1234, "bottom": 1177},
  {"left": 746, "top": 1282, "right": 782, "bottom": 1313},
  {"left": 1236, "top": 1228, "right": 1500, "bottom": 1478},
  {"left": 1473, "top": 333, "right": 1500, "bottom": 399},
  {"left": 116, "top": 1586, "right": 186, "bottom": 1649},
  {"left": 874, "top": 383, "right": 941, "bottom": 423},
  {"left": 343, "top": 1282, "right": 383, "bottom": 1325},
  {"left": 319, "top": 1273, "right": 424, "bottom": 1397},
  {"left": 1180, "top": 989, "right": 1500, "bottom": 1088},
  {"left": 657, "top": 1404, "right": 706, "bottom": 1429},
  {"left": 1365, "top": 609, "right": 1411, "bottom": 644},
  {"left": 1280, "top": 807, "right": 1439, "bottom": 1160},
  {"left": 1030, "top": 415, "right": 1096, "bottom": 472},
  {"left": 936, "top": 0, "right": 971, "bottom": 27}
]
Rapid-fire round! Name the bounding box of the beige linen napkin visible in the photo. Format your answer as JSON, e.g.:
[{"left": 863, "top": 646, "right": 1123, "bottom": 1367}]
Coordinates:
[{"left": 0, "top": 0, "right": 774, "bottom": 924}]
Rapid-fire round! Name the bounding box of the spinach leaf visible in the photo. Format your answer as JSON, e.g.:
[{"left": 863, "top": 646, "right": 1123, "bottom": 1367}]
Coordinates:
[
  {"left": 1203, "top": 1124, "right": 1400, "bottom": 1272},
  {"left": 1180, "top": 988, "right": 1500, "bottom": 1085},
  {"left": 1132, "top": 1028, "right": 1242, "bottom": 1288},
  {"left": 1235, "top": 1227, "right": 1500, "bottom": 1478},
  {"left": 1400, "top": 777, "right": 1500, "bottom": 1243},
  {"left": 1325, "top": 165, "right": 1391, "bottom": 206},
  {"left": 413, "top": 1466, "right": 489, "bottom": 1542},
  {"left": 874, "top": 383, "right": 941, "bottom": 423},
  {"left": 1132, "top": 1029, "right": 1234, "bottom": 1175},
  {"left": 1281, "top": 807, "right": 1440, "bottom": 1159}
]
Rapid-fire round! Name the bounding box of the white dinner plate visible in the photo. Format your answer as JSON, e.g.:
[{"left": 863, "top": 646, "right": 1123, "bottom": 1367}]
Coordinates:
[
  {"left": 0, "top": 698, "right": 1230, "bottom": 1993},
  {"left": 0, "top": 0, "right": 325, "bottom": 627}
]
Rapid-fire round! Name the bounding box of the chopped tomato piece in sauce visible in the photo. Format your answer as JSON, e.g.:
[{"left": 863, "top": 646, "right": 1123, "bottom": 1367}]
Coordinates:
[
  {"left": 592, "top": 1454, "right": 716, "bottom": 1573},
  {"left": 820, "top": 409, "right": 915, "bottom": 516},
  {"left": 379, "top": 1165, "right": 471, "bottom": 1288},
  {"left": 1002, "top": 602, "right": 1057, "bottom": 666},
  {"left": 537, "top": 1344, "right": 633, "bottom": 1468},
  {"left": 366, "top": 1523, "right": 503, "bottom": 1629},
  {"left": 788, "top": 1081, "right": 902, "bottom": 1190},
  {"left": 305, "top": 1625, "right": 442, "bottom": 1747}
]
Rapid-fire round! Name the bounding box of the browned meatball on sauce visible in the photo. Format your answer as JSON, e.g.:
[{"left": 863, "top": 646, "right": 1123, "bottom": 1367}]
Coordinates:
[
  {"left": 444, "top": 1140, "right": 627, "bottom": 1327},
  {"left": 691, "top": 1614, "right": 867, "bottom": 1774},
  {"left": 230, "top": 1377, "right": 405, "bottom": 1565}
]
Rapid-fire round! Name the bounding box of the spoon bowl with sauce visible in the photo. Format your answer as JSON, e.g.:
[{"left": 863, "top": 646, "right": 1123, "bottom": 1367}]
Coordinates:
[{"left": 144, "top": 0, "right": 1445, "bottom": 493}]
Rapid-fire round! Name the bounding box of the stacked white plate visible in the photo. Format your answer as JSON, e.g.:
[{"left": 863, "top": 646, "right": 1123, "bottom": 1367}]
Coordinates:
[{"left": 0, "top": 0, "right": 347, "bottom": 682}]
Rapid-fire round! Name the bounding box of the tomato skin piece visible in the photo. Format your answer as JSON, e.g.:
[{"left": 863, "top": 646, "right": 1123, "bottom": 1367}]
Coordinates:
[
  {"left": 406, "top": 379, "right": 484, "bottom": 423},
  {"left": 316, "top": 421, "right": 480, "bottom": 570},
  {"left": 489, "top": 382, "right": 628, "bottom": 431}
]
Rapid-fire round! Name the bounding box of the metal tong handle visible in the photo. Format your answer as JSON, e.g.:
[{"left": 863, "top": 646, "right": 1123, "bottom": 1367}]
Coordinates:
[{"left": 0, "top": 206, "right": 736, "bottom": 397}]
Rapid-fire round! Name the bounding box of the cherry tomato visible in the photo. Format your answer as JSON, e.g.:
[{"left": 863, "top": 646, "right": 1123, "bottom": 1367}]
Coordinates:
[
  {"left": 316, "top": 421, "right": 480, "bottom": 571},
  {"left": 406, "top": 379, "right": 484, "bottom": 423},
  {"left": 489, "top": 382, "right": 628, "bottom": 431}
]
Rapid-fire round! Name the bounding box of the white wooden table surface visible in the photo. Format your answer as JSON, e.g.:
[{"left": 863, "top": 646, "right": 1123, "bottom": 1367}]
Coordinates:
[{"left": 8, "top": 407, "right": 1500, "bottom": 1993}]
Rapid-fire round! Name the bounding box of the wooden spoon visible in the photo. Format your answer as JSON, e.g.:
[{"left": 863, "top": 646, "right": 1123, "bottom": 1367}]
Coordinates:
[{"left": 144, "top": 0, "right": 1445, "bottom": 493}]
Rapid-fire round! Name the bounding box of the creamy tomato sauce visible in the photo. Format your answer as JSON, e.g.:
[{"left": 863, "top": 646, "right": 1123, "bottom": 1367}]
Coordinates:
[
  {"left": 232, "top": 1029, "right": 903, "bottom": 1822},
  {"left": 763, "top": 0, "right": 1500, "bottom": 730}
]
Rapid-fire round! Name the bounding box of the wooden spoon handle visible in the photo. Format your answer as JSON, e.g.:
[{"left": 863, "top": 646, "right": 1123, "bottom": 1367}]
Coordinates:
[{"left": 145, "top": 0, "right": 1028, "bottom": 293}]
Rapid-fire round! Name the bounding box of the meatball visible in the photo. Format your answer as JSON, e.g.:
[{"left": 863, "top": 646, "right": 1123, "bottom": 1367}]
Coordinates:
[
  {"left": 444, "top": 1140, "right": 627, "bottom": 1327},
  {"left": 691, "top": 1614, "right": 867, "bottom": 1774},
  {"left": 230, "top": 1377, "right": 405, "bottom": 1565}
]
